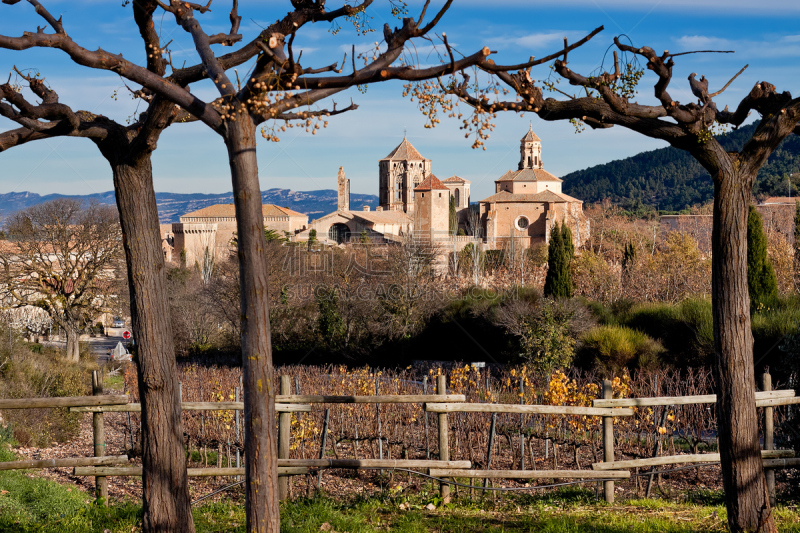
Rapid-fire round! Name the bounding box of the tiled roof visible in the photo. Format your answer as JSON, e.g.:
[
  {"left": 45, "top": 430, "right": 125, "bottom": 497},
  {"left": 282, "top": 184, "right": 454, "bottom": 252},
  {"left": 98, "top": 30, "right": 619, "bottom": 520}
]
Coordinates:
[
  {"left": 414, "top": 174, "right": 450, "bottom": 191},
  {"left": 443, "top": 175, "right": 469, "bottom": 183},
  {"left": 480, "top": 190, "right": 582, "bottom": 204},
  {"left": 521, "top": 126, "right": 542, "bottom": 142},
  {"left": 761, "top": 197, "right": 797, "bottom": 205},
  {"left": 496, "top": 168, "right": 562, "bottom": 182},
  {"left": 352, "top": 211, "right": 412, "bottom": 225},
  {"left": 381, "top": 137, "right": 429, "bottom": 161},
  {"left": 181, "top": 203, "right": 306, "bottom": 220}
]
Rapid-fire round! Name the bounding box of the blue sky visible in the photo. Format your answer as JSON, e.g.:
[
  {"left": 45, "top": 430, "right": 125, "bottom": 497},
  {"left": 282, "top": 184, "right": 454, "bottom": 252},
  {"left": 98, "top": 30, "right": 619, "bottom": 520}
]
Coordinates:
[{"left": 1, "top": 0, "right": 800, "bottom": 204}]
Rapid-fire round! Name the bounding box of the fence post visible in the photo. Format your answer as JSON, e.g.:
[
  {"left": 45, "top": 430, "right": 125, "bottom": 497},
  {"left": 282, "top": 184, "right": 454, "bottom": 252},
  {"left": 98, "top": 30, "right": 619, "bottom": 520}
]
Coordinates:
[
  {"left": 91, "top": 370, "right": 108, "bottom": 505},
  {"left": 278, "top": 375, "right": 291, "bottom": 500},
  {"left": 602, "top": 379, "right": 614, "bottom": 504},
  {"left": 762, "top": 372, "right": 775, "bottom": 507},
  {"left": 437, "top": 374, "right": 450, "bottom": 503}
]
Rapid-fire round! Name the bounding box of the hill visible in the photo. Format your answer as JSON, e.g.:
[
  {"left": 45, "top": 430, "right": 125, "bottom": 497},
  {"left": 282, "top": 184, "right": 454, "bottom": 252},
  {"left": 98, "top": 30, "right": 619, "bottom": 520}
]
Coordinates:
[
  {"left": 561, "top": 122, "right": 800, "bottom": 211},
  {"left": 0, "top": 189, "right": 379, "bottom": 224}
]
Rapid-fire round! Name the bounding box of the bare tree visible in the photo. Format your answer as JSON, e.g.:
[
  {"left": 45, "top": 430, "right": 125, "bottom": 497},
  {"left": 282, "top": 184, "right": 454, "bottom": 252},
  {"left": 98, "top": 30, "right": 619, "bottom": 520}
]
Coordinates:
[
  {"left": 0, "top": 2, "right": 602, "bottom": 529},
  {"left": 414, "top": 29, "right": 796, "bottom": 532},
  {"left": 0, "top": 199, "right": 121, "bottom": 361}
]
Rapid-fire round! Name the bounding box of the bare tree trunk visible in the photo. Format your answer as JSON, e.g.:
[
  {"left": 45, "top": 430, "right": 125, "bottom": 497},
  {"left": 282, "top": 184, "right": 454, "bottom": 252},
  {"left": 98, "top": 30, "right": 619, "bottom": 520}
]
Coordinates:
[
  {"left": 712, "top": 167, "right": 777, "bottom": 533},
  {"left": 65, "top": 326, "right": 80, "bottom": 362},
  {"left": 111, "top": 156, "right": 195, "bottom": 533},
  {"left": 225, "top": 117, "right": 279, "bottom": 532}
]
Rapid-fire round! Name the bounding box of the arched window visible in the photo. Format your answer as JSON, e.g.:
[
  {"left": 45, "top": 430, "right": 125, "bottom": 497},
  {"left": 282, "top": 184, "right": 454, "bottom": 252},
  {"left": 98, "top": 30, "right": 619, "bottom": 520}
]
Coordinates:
[
  {"left": 328, "top": 223, "right": 351, "bottom": 244},
  {"left": 527, "top": 156, "right": 532, "bottom": 167},
  {"left": 454, "top": 188, "right": 460, "bottom": 207},
  {"left": 534, "top": 156, "right": 538, "bottom": 166}
]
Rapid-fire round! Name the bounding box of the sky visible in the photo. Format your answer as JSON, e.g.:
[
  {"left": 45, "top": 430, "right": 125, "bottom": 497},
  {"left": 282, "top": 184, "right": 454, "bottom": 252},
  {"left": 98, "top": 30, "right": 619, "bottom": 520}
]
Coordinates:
[{"left": 1, "top": 0, "right": 800, "bottom": 204}]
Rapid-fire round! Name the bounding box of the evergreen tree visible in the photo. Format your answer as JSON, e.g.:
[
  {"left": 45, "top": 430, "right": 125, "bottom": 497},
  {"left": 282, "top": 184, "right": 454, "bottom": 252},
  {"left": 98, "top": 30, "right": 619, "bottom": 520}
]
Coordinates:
[
  {"left": 795, "top": 200, "right": 800, "bottom": 258},
  {"left": 622, "top": 241, "right": 636, "bottom": 275},
  {"left": 561, "top": 223, "right": 574, "bottom": 296},
  {"left": 544, "top": 222, "right": 572, "bottom": 298},
  {"left": 747, "top": 205, "right": 778, "bottom": 310},
  {"left": 449, "top": 195, "right": 457, "bottom": 235}
]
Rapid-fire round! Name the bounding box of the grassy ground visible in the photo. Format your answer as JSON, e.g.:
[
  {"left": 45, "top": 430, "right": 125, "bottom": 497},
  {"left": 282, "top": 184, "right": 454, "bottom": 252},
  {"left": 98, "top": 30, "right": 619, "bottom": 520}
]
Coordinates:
[{"left": 1, "top": 471, "right": 799, "bottom": 533}]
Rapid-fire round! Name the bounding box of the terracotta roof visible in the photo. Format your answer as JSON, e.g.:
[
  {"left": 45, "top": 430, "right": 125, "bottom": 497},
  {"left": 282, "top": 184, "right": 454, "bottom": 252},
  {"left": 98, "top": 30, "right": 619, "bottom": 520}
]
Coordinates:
[
  {"left": 352, "top": 211, "right": 412, "bottom": 225},
  {"left": 181, "top": 203, "right": 306, "bottom": 220},
  {"left": 480, "top": 190, "right": 582, "bottom": 204},
  {"left": 381, "top": 137, "right": 429, "bottom": 161},
  {"left": 521, "top": 126, "right": 541, "bottom": 143},
  {"left": 443, "top": 175, "right": 469, "bottom": 183},
  {"left": 414, "top": 174, "right": 450, "bottom": 191},
  {"left": 496, "top": 168, "right": 562, "bottom": 182},
  {"left": 761, "top": 197, "right": 798, "bottom": 205}
]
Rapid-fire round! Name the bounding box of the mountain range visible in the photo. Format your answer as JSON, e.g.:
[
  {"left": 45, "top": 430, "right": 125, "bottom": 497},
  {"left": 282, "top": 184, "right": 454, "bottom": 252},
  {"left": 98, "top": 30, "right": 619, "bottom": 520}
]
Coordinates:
[
  {"left": 0, "top": 189, "right": 380, "bottom": 224},
  {"left": 4, "top": 122, "right": 798, "bottom": 221}
]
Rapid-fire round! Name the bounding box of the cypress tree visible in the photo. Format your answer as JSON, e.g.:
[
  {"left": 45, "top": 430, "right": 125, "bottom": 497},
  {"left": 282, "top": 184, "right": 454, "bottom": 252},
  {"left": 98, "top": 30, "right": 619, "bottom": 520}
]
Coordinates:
[
  {"left": 449, "top": 195, "right": 457, "bottom": 235},
  {"left": 622, "top": 241, "right": 636, "bottom": 275},
  {"left": 561, "top": 222, "right": 574, "bottom": 297},
  {"left": 747, "top": 205, "right": 778, "bottom": 310},
  {"left": 795, "top": 200, "right": 800, "bottom": 257},
  {"left": 544, "top": 221, "right": 572, "bottom": 298}
]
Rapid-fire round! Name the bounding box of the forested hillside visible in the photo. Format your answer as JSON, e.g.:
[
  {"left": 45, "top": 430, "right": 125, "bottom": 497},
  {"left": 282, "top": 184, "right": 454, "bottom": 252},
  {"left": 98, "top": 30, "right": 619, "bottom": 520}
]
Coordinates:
[{"left": 562, "top": 122, "right": 800, "bottom": 210}]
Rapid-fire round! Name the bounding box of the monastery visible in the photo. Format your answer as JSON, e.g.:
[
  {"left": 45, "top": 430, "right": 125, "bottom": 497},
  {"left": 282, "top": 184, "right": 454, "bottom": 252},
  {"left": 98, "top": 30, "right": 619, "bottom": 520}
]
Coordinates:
[
  {"left": 168, "top": 128, "right": 588, "bottom": 262},
  {"left": 301, "top": 127, "right": 588, "bottom": 250}
]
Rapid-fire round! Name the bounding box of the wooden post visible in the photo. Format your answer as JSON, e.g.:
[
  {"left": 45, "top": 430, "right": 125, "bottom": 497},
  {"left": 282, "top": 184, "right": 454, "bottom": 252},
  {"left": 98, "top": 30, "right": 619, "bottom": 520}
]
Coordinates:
[
  {"left": 278, "top": 375, "right": 291, "bottom": 500},
  {"left": 317, "top": 408, "right": 330, "bottom": 489},
  {"left": 92, "top": 370, "right": 109, "bottom": 505},
  {"left": 762, "top": 372, "right": 775, "bottom": 506},
  {"left": 602, "top": 379, "right": 614, "bottom": 504},
  {"left": 437, "top": 374, "right": 450, "bottom": 503},
  {"left": 423, "top": 376, "right": 430, "bottom": 459}
]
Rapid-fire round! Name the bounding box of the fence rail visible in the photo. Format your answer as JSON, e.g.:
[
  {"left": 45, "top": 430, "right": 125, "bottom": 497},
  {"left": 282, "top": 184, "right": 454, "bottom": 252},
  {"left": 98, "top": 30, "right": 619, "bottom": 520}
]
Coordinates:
[
  {"left": 69, "top": 402, "right": 311, "bottom": 413},
  {"left": 593, "top": 389, "right": 794, "bottom": 408},
  {"left": 0, "top": 371, "right": 797, "bottom": 507}
]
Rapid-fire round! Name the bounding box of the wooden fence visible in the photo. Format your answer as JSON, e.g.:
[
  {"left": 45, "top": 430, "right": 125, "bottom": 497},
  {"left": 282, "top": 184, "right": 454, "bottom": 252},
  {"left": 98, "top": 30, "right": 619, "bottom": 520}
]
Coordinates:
[{"left": 0, "top": 371, "right": 796, "bottom": 506}]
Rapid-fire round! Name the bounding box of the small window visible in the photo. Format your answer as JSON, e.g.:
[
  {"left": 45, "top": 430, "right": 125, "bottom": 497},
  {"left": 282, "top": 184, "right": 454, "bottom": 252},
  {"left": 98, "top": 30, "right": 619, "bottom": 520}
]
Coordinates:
[
  {"left": 515, "top": 216, "right": 530, "bottom": 230},
  {"left": 421, "top": 193, "right": 425, "bottom": 197},
  {"left": 439, "top": 193, "right": 442, "bottom": 198}
]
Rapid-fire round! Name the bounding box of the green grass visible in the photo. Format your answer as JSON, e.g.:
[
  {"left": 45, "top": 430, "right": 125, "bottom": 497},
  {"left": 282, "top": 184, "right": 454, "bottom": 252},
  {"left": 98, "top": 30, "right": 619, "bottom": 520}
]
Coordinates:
[
  {"left": 0, "top": 460, "right": 798, "bottom": 533},
  {"left": 103, "top": 372, "right": 126, "bottom": 390}
]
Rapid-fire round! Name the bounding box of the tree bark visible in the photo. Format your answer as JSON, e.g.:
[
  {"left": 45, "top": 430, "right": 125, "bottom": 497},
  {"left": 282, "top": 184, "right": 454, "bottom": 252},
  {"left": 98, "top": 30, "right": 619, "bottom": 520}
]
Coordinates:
[
  {"left": 712, "top": 165, "right": 777, "bottom": 533},
  {"left": 110, "top": 155, "right": 195, "bottom": 533},
  {"left": 65, "top": 326, "right": 80, "bottom": 362},
  {"left": 224, "top": 116, "right": 279, "bottom": 532}
]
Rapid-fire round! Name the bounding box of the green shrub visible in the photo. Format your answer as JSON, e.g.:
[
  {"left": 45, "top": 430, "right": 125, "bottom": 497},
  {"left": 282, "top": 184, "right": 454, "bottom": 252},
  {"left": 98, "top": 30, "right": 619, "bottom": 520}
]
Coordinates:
[
  {"left": 0, "top": 331, "right": 91, "bottom": 446},
  {"left": 580, "top": 325, "right": 664, "bottom": 375}
]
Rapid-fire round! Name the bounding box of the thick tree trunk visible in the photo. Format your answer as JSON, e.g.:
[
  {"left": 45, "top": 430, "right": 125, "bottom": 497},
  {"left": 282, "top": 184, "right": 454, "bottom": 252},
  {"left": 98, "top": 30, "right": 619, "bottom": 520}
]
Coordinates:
[
  {"left": 712, "top": 167, "right": 777, "bottom": 533},
  {"left": 64, "top": 327, "right": 80, "bottom": 362},
  {"left": 111, "top": 156, "right": 195, "bottom": 533},
  {"left": 225, "top": 117, "right": 279, "bottom": 532}
]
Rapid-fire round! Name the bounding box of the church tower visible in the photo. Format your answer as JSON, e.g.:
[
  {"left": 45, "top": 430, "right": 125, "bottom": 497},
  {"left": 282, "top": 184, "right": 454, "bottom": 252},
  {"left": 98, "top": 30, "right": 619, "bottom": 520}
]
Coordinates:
[
  {"left": 379, "top": 136, "right": 431, "bottom": 213},
  {"left": 337, "top": 166, "right": 350, "bottom": 211},
  {"left": 518, "top": 125, "right": 543, "bottom": 170}
]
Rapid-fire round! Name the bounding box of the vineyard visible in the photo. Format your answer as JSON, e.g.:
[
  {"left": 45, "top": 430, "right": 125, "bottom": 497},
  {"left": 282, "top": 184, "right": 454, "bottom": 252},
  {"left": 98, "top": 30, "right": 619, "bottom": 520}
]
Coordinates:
[{"left": 118, "top": 364, "right": 795, "bottom": 499}]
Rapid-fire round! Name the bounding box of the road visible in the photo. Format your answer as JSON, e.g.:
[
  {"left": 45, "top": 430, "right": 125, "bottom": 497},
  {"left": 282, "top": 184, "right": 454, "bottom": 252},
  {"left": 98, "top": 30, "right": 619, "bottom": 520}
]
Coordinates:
[{"left": 45, "top": 327, "right": 132, "bottom": 364}]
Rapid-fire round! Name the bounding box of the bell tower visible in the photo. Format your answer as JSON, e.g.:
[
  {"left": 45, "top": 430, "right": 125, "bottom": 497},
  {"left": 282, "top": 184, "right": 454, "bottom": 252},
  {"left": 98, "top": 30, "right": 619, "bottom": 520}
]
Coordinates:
[{"left": 519, "top": 125, "right": 543, "bottom": 170}]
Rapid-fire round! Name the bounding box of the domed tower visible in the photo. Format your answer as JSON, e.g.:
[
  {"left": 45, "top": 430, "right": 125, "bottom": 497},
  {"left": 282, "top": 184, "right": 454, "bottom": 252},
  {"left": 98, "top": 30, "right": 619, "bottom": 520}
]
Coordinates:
[{"left": 519, "top": 125, "right": 543, "bottom": 170}]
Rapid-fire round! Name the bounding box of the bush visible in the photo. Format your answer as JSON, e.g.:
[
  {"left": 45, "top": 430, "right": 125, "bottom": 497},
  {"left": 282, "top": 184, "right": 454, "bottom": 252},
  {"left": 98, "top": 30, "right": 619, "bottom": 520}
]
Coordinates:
[
  {"left": 0, "top": 330, "right": 91, "bottom": 446},
  {"left": 579, "top": 325, "right": 664, "bottom": 376}
]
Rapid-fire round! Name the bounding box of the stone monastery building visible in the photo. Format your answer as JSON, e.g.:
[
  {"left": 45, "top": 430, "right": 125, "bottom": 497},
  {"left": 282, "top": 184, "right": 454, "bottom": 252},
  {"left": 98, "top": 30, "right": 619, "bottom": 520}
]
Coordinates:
[
  {"left": 169, "top": 128, "right": 587, "bottom": 261},
  {"left": 304, "top": 127, "right": 588, "bottom": 249}
]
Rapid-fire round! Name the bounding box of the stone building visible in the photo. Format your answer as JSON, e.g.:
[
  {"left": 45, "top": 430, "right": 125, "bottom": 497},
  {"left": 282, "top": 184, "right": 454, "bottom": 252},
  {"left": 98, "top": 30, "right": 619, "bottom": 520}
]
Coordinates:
[
  {"left": 413, "top": 175, "right": 451, "bottom": 240},
  {"left": 476, "top": 127, "right": 589, "bottom": 248},
  {"left": 172, "top": 203, "right": 307, "bottom": 264},
  {"left": 300, "top": 128, "right": 588, "bottom": 249},
  {"left": 379, "top": 136, "right": 432, "bottom": 213}
]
